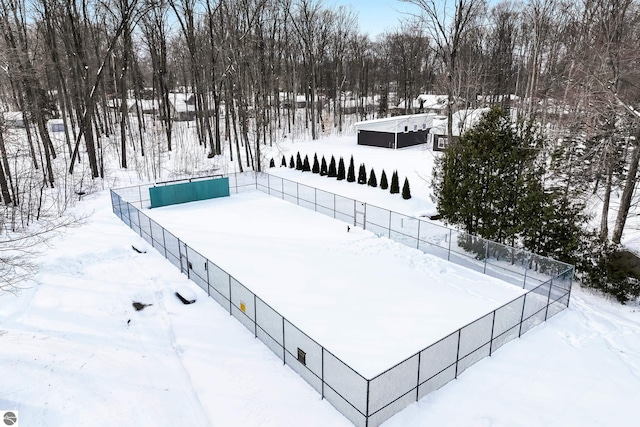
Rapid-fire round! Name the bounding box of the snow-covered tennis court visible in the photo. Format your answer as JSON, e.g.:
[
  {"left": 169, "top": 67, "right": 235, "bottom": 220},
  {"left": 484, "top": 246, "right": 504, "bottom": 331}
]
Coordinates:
[{"left": 144, "top": 190, "right": 526, "bottom": 378}]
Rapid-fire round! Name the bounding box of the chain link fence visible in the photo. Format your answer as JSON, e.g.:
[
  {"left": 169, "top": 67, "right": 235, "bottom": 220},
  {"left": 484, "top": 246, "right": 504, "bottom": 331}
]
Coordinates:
[{"left": 111, "top": 171, "right": 573, "bottom": 427}]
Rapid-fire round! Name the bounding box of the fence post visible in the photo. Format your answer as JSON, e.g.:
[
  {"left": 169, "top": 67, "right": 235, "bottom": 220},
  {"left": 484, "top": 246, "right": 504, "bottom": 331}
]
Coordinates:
[
  {"left": 365, "top": 379, "right": 371, "bottom": 425},
  {"left": 544, "top": 279, "right": 554, "bottom": 320},
  {"left": 454, "top": 329, "right": 461, "bottom": 378},
  {"left": 136, "top": 207, "right": 142, "bottom": 237},
  {"left": 483, "top": 241, "right": 489, "bottom": 274},
  {"left": 388, "top": 210, "right": 392, "bottom": 238},
  {"left": 321, "top": 348, "right": 325, "bottom": 399},
  {"left": 565, "top": 269, "right": 574, "bottom": 307},
  {"left": 333, "top": 194, "right": 336, "bottom": 219},
  {"left": 489, "top": 310, "right": 496, "bottom": 356},
  {"left": 416, "top": 219, "right": 421, "bottom": 250},
  {"left": 354, "top": 199, "right": 357, "bottom": 227},
  {"left": 178, "top": 238, "right": 183, "bottom": 274},
  {"left": 229, "top": 276, "right": 233, "bottom": 315},
  {"left": 363, "top": 203, "right": 367, "bottom": 230},
  {"left": 254, "top": 294, "right": 257, "bottom": 338},
  {"left": 518, "top": 293, "right": 527, "bottom": 337},
  {"left": 447, "top": 229, "right": 452, "bottom": 261},
  {"left": 416, "top": 351, "right": 421, "bottom": 401},
  {"left": 126, "top": 201, "right": 131, "bottom": 225},
  {"left": 206, "top": 259, "right": 210, "bottom": 297},
  {"left": 267, "top": 173, "right": 271, "bottom": 195},
  {"left": 282, "top": 317, "right": 286, "bottom": 365},
  {"left": 162, "top": 226, "right": 167, "bottom": 259},
  {"left": 184, "top": 243, "right": 190, "bottom": 279}
]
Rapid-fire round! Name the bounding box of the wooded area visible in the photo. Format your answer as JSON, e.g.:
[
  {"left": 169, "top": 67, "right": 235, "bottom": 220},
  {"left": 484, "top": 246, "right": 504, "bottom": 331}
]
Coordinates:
[{"left": 0, "top": 0, "right": 639, "bottom": 258}]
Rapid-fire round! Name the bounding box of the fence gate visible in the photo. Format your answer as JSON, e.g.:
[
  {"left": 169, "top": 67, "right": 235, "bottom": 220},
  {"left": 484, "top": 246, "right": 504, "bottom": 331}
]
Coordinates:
[{"left": 355, "top": 201, "right": 366, "bottom": 229}]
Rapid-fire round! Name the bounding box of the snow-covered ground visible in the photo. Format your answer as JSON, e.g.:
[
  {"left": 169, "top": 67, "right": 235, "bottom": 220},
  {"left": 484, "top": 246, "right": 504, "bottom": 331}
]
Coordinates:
[
  {"left": 144, "top": 190, "right": 525, "bottom": 378},
  {"left": 0, "top": 192, "right": 348, "bottom": 426},
  {"left": 265, "top": 135, "right": 439, "bottom": 218},
  {"left": 1, "top": 135, "right": 639, "bottom": 426}
]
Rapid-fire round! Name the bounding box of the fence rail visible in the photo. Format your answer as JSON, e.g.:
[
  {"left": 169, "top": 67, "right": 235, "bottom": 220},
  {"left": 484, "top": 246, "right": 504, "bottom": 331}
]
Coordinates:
[{"left": 111, "top": 171, "right": 573, "bottom": 427}]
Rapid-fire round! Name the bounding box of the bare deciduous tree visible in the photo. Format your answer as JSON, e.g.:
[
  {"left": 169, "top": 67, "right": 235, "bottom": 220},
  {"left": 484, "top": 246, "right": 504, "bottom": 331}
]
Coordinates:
[
  {"left": 1, "top": 215, "right": 84, "bottom": 294},
  {"left": 402, "top": 0, "right": 485, "bottom": 144}
]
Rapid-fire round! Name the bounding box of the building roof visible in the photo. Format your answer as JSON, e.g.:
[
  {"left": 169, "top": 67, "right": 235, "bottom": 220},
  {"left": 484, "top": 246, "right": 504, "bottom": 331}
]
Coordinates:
[
  {"left": 429, "top": 108, "right": 490, "bottom": 137},
  {"left": 416, "top": 94, "right": 449, "bottom": 110},
  {"left": 396, "top": 94, "right": 456, "bottom": 111},
  {"left": 341, "top": 95, "right": 377, "bottom": 107},
  {"left": 3, "top": 111, "right": 23, "bottom": 121},
  {"left": 48, "top": 118, "right": 66, "bottom": 132},
  {"left": 169, "top": 93, "right": 196, "bottom": 113},
  {"left": 278, "top": 93, "right": 307, "bottom": 104},
  {"left": 476, "top": 94, "right": 521, "bottom": 103},
  {"left": 109, "top": 99, "right": 159, "bottom": 112},
  {"left": 355, "top": 113, "right": 436, "bottom": 133}
]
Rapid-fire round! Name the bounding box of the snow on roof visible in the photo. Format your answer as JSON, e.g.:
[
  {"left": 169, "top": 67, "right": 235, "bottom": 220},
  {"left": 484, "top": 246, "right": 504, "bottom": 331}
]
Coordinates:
[
  {"left": 396, "top": 98, "right": 421, "bottom": 110},
  {"left": 278, "top": 93, "right": 307, "bottom": 103},
  {"left": 337, "top": 96, "right": 376, "bottom": 108},
  {"left": 138, "top": 100, "right": 159, "bottom": 111},
  {"left": 170, "top": 92, "right": 194, "bottom": 102},
  {"left": 429, "top": 108, "right": 491, "bottom": 136},
  {"left": 417, "top": 94, "right": 448, "bottom": 110},
  {"left": 3, "top": 111, "right": 23, "bottom": 121},
  {"left": 355, "top": 113, "right": 436, "bottom": 133},
  {"left": 108, "top": 99, "right": 134, "bottom": 109},
  {"left": 108, "top": 99, "right": 160, "bottom": 112},
  {"left": 476, "top": 94, "right": 521, "bottom": 103},
  {"left": 430, "top": 116, "right": 447, "bottom": 133},
  {"left": 169, "top": 93, "right": 196, "bottom": 113},
  {"left": 396, "top": 94, "right": 452, "bottom": 111}
]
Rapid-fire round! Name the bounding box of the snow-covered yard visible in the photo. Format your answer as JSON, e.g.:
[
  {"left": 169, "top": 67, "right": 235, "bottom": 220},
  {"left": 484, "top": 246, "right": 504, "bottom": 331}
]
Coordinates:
[{"left": 1, "top": 136, "right": 639, "bottom": 426}]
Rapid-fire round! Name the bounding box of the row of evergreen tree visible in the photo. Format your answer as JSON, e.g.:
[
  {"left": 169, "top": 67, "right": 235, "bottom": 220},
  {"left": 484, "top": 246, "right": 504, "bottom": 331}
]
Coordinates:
[{"left": 269, "top": 153, "right": 411, "bottom": 199}]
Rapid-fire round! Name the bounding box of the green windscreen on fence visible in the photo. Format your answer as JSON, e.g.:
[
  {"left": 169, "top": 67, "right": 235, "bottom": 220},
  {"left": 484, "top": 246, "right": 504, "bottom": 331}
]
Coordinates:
[{"left": 149, "top": 177, "right": 230, "bottom": 208}]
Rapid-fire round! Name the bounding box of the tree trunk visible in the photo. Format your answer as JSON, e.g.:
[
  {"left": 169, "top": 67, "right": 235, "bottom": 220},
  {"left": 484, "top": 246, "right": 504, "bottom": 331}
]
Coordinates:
[
  {"left": 68, "top": 1, "right": 134, "bottom": 177},
  {"left": 612, "top": 138, "right": 640, "bottom": 244},
  {"left": 0, "top": 130, "right": 13, "bottom": 205},
  {"left": 120, "top": 43, "right": 129, "bottom": 169},
  {"left": 599, "top": 155, "right": 613, "bottom": 241}
]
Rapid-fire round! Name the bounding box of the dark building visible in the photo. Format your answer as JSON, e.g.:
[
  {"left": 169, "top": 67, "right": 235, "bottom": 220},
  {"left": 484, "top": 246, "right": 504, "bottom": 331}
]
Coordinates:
[{"left": 355, "top": 113, "right": 436, "bottom": 149}]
